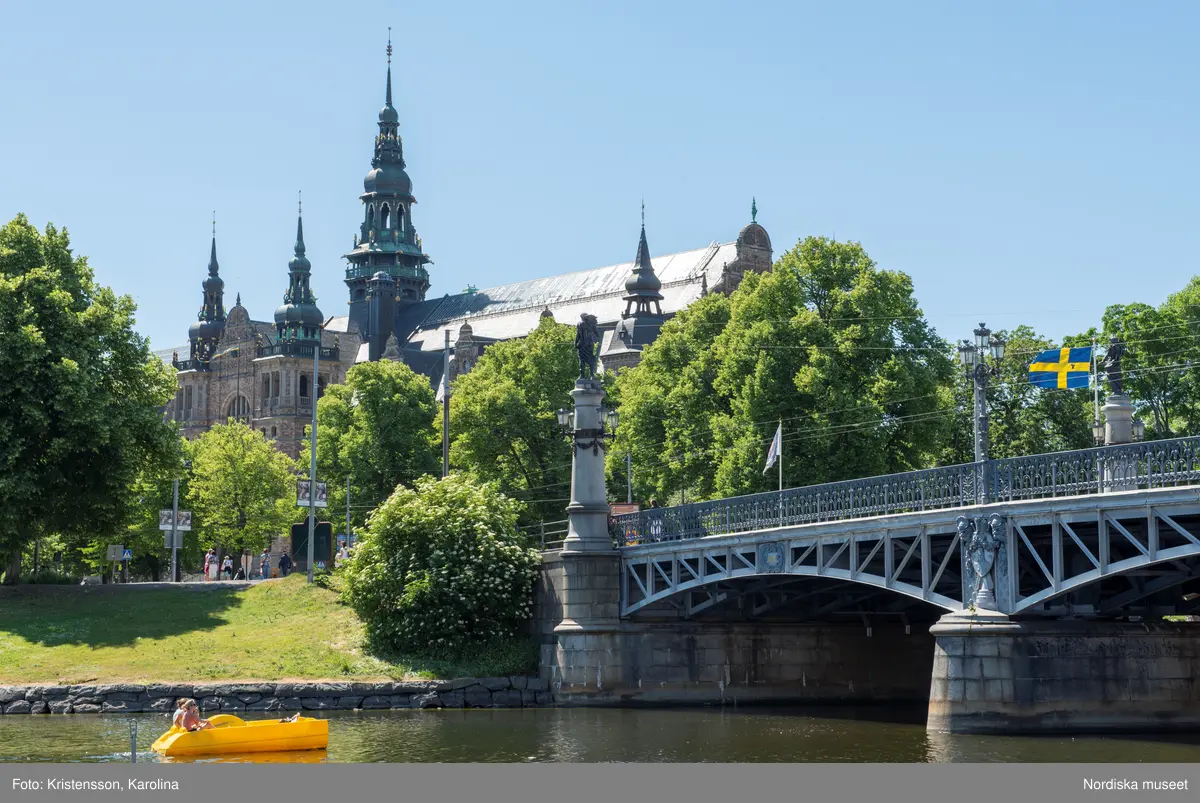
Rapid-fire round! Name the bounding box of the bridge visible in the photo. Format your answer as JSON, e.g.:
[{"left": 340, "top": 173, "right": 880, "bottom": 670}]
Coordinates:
[
  {"left": 610, "top": 436, "right": 1200, "bottom": 621},
  {"left": 533, "top": 378, "right": 1200, "bottom": 735}
]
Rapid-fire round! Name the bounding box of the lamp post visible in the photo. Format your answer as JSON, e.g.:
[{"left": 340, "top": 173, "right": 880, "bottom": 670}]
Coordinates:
[
  {"left": 171, "top": 459, "right": 192, "bottom": 583},
  {"left": 306, "top": 330, "right": 320, "bottom": 584},
  {"left": 957, "top": 323, "right": 1007, "bottom": 502}
]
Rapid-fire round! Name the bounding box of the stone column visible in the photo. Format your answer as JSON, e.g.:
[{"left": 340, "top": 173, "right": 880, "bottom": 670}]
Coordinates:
[
  {"left": 546, "top": 378, "right": 624, "bottom": 699},
  {"left": 561, "top": 378, "right": 612, "bottom": 554},
  {"left": 1103, "top": 393, "right": 1134, "bottom": 446}
]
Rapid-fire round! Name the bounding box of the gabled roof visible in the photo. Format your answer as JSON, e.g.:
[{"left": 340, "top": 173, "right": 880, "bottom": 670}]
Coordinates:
[{"left": 400, "top": 241, "right": 735, "bottom": 353}]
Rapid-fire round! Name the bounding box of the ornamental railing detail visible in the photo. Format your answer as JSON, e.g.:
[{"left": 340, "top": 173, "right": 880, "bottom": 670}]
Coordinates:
[{"left": 612, "top": 436, "right": 1200, "bottom": 547}]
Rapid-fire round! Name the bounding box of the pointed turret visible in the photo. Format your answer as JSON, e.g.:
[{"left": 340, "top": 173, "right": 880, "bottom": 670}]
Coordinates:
[
  {"left": 622, "top": 205, "right": 664, "bottom": 318},
  {"left": 188, "top": 215, "right": 227, "bottom": 361},
  {"left": 344, "top": 31, "right": 431, "bottom": 336},
  {"left": 275, "top": 198, "right": 324, "bottom": 342}
]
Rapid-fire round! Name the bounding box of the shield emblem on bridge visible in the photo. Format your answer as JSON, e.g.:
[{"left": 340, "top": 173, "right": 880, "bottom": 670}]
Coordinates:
[{"left": 759, "top": 542, "right": 784, "bottom": 573}]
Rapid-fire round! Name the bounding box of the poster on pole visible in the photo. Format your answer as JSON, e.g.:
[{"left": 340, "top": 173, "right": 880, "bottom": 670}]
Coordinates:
[
  {"left": 158, "top": 510, "right": 174, "bottom": 530},
  {"left": 176, "top": 511, "right": 192, "bottom": 531},
  {"left": 296, "top": 480, "right": 328, "bottom": 508}
]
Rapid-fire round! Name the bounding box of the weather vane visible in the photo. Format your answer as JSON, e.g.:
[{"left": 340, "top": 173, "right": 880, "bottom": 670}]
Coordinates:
[
  {"left": 298, "top": 190, "right": 302, "bottom": 215},
  {"left": 387, "top": 27, "right": 392, "bottom": 65},
  {"left": 641, "top": 197, "right": 645, "bottom": 227},
  {"left": 212, "top": 210, "right": 216, "bottom": 237}
]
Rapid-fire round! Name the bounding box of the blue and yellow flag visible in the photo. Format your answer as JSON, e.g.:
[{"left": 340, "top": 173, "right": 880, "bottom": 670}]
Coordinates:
[{"left": 1028, "top": 346, "right": 1092, "bottom": 389}]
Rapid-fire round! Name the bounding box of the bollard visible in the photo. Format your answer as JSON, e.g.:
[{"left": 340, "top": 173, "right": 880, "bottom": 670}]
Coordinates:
[{"left": 130, "top": 720, "right": 137, "bottom": 763}]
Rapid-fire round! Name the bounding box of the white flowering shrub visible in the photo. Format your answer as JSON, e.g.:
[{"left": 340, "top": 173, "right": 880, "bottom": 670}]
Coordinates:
[{"left": 341, "top": 473, "right": 541, "bottom": 655}]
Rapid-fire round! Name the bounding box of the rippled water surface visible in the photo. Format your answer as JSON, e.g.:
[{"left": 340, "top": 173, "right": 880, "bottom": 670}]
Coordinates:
[{"left": 3, "top": 707, "right": 1200, "bottom": 763}]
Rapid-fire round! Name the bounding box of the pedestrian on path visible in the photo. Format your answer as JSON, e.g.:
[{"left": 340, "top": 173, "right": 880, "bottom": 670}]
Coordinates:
[
  {"left": 202, "top": 549, "right": 216, "bottom": 582},
  {"left": 259, "top": 548, "right": 271, "bottom": 580},
  {"left": 278, "top": 552, "right": 293, "bottom": 578},
  {"left": 221, "top": 555, "right": 233, "bottom": 580}
]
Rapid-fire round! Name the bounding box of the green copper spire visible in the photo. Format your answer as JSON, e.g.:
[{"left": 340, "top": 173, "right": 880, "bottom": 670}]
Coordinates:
[
  {"left": 189, "top": 214, "right": 226, "bottom": 361},
  {"left": 275, "top": 195, "right": 323, "bottom": 342},
  {"left": 623, "top": 203, "right": 664, "bottom": 317},
  {"left": 751, "top": 197, "right": 757, "bottom": 223}
]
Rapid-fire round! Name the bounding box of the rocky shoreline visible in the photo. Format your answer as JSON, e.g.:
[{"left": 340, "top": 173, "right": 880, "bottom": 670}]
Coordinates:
[{"left": 0, "top": 678, "right": 553, "bottom": 714}]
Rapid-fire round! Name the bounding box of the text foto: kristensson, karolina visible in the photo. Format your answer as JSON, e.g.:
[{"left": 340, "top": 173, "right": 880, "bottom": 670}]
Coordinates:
[
  {"left": 1085, "top": 778, "right": 1189, "bottom": 791},
  {"left": 13, "top": 778, "right": 180, "bottom": 791}
]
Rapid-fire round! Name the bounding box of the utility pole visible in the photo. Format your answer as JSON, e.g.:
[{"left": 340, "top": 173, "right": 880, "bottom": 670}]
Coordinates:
[
  {"left": 442, "top": 329, "right": 450, "bottom": 478},
  {"left": 170, "top": 477, "right": 180, "bottom": 583},
  {"left": 626, "top": 452, "right": 632, "bottom": 504},
  {"left": 306, "top": 336, "right": 319, "bottom": 584}
]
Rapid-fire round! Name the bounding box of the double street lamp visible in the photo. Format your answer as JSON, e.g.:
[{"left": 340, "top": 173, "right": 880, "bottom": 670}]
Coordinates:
[
  {"left": 556, "top": 405, "right": 619, "bottom": 454},
  {"left": 957, "top": 323, "right": 1007, "bottom": 468}
]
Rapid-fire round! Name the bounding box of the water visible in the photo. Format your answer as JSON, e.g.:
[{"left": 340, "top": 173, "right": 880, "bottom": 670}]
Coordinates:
[{"left": 3, "top": 707, "right": 1200, "bottom": 763}]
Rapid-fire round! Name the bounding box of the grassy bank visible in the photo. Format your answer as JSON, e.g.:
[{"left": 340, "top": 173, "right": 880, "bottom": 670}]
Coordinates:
[{"left": 0, "top": 575, "right": 536, "bottom": 684}]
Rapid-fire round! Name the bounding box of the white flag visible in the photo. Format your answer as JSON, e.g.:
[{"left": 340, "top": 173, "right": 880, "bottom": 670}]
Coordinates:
[{"left": 763, "top": 423, "right": 782, "bottom": 474}]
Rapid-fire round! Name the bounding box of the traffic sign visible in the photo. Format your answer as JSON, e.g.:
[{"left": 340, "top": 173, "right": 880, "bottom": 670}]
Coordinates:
[
  {"left": 315, "top": 561, "right": 326, "bottom": 570},
  {"left": 106, "top": 545, "right": 124, "bottom": 561},
  {"left": 122, "top": 549, "right": 133, "bottom": 561}
]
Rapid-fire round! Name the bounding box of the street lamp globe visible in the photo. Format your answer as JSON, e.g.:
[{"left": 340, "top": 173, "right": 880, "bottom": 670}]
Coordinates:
[
  {"left": 957, "top": 341, "right": 974, "bottom": 366},
  {"left": 556, "top": 407, "right": 571, "bottom": 429},
  {"left": 989, "top": 336, "right": 1007, "bottom": 361},
  {"left": 1092, "top": 418, "right": 1105, "bottom": 446},
  {"left": 606, "top": 407, "right": 619, "bottom": 432},
  {"left": 1132, "top": 419, "right": 1146, "bottom": 442},
  {"left": 974, "top": 323, "right": 991, "bottom": 351}
]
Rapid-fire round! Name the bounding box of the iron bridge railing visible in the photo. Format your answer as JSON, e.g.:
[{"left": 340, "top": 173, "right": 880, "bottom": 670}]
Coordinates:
[{"left": 612, "top": 435, "right": 1200, "bottom": 547}]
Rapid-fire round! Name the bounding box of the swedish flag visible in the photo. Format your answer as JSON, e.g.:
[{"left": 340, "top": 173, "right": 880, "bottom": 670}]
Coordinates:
[{"left": 1028, "top": 346, "right": 1092, "bottom": 389}]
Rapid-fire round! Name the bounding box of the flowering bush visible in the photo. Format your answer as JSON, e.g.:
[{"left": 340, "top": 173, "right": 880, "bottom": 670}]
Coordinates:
[{"left": 341, "top": 473, "right": 540, "bottom": 655}]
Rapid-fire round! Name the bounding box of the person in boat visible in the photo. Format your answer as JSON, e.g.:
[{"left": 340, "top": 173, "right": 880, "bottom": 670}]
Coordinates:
[
  {"left": 181, "top": 700, "right": 215, "bottom": 732},
  {"left": 278, "top": 713, "right": 301, "bottom": 723},
  {"left": 172, "top": 698, "right": 189, "bottom": 729}
]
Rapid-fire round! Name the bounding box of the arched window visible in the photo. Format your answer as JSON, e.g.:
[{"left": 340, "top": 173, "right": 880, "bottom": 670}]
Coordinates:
[
  {"left": 227, "top": 396, "right": 249, "bottom": 421},
  {"left": 381, "top": 204, "right": 391, "bottom": 230},
  {"left": 270, "top": 426, "right": 277, "bottom": 439},
  {"left": 396, "top": 205, "right": 404, "bottom": 232},
  {"left": 261, "top": 428, "right": 267, "bottom": 438},
  {"left": 367, "top": 205, "right": 375, "bottom": 230},
  {"left": 262, "top": 375, "right": 270, "bottom": 399},
  {"left": 185, "top": 386, "right": 193, "bottom": 409},
  {"left": 299, "top": 374, "right": 309, "bottom": 398}
]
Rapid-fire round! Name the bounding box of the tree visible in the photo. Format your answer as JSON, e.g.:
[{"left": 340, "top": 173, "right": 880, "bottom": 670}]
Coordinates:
[
  {"left": 340, "top": 473, "right": 540, "bottom": 655},
  {"left": 187, "top": 421, "right": 297, "bottom": 564},
  {"left": 0, "top": 215, "right": 178, "bottom": 583},
  {"left": 613, "top": 236, "right": 953, "bottom": 502},
  {"left": 314, "top": 360, "right": 440, "bottom": 533},
  {"left": 448, "top": 317, "right": 588, "bottom": 523},
  {"left": 938, "top": 326, "right": 1094, "bottom": 465}
]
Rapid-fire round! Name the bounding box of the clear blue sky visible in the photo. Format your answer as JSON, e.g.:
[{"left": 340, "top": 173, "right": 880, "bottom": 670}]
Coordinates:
[{"left": 3, "top": 1, "right": 1198, "bottom": 353}]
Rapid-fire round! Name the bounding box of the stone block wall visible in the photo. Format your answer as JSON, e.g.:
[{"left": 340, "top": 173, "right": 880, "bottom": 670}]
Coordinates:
[
  {"left": 0, "top": 678, "right": 552, "bottom": 715},
  {"left": 543, "top": 621, "right": 934, "bottom": 706},
  {"left": 531, "top": 553, "right": 565, "bottom": 644},
  {"left": 928, "top": 618, "right": 1200, "bottom": 733}
]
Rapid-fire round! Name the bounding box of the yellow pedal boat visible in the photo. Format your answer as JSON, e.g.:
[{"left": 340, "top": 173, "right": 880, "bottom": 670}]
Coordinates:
[{"left": 151, "top": 714, "right": 328, "bottom": 757}]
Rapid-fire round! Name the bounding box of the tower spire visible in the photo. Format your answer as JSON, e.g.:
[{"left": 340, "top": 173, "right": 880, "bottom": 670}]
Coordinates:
[
  {"left": 623, "top": 202, "right": 663, "bottom": 318},
  {"left": 386, "top": 28, "right": 393, "bottom": 107},
  {"left": 208, "top": 211, "right": 219, "bottom": 276}
]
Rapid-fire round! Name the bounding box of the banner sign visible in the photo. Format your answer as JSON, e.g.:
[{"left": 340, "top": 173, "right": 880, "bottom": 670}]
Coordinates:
[{"left": 296, "top": 480, "right": 328, "bottom": 508}]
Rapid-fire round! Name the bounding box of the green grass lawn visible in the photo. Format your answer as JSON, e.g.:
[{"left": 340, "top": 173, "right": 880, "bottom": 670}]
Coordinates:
[{"left": 0, "top": 575, "right": 535, "bottom": 684}]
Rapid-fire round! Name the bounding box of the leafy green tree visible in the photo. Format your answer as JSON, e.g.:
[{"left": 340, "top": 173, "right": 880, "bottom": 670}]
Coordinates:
[
  {"left": 0, "top": 215, "right": 178, "bottom": 584},
  {"left": 448, "top": 317, "right": 588, "bottom": 523},
  {"left": 340, "top": 473, "right": 540, "bottom": 655},
  {"left": 613, "top": 236, "right": 953, "bottom": 502},
  {"left": 187, "top": 421, "right": 296, "bottom": 564},
  {"left": 938, "top": 326, "right": 1094, "bottom": 465},
  {"left": 315, "top": 360, "right": 440, "bottom": 533},
  {"left": 608, "top": 291, "right": 731, "bottom": 504}
]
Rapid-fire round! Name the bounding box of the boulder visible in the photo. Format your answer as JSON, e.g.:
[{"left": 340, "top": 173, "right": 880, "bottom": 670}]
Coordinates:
[
  {"left": 278, "top": 697, "right": 302, "bottom": 711},
  {"left": 480, "top": 677, "right": 510, "bottom": 691},
  {"left": 199, "top": 696, "right": 221, "bottom": 712},
  {"left": 71, "top": 703, "right": 101, "bottom": 714},
  {"left": 48, "top": 699, "right": 72, "bottom": 715},
  {"left": 509, "top": 676, "right": 528, "bottom": 690},
  {"left": 273, "top": 684, "right": 298, "bottom": 698},
  {"left": 389, "top": 695, "right": 411, "bottom": 708},
  {"left": 0, "top": 687, "right": 27, "bottom": 704},
  {"left": 521, "top": 690, "right": 537, "bottom": 707},
  {"left": 146, "top": 684, "right": 192, "bottom": 699},
  {"left": 237, "top": 693, "right": 262, "bottom": 704},
  {"left": 23, "top": 686, "right": 45, "bottom": 701},
  {"left": 246, "top": 698, "right": 281, "bottom": 712},
  {"left": 102, "top": 699, "right": 142, "bottom": 713},
  {"left": 103, "top": 692, "right": 142, "bottom": 703},
  {"left": 300, "top": 698, "right": 334, "bottom": 711},
  {"left": 448, "top": 678, "right": 477, "bottom": 691},
  {"left": 94, "top": 683, "right": 144, "bottom": 695},
  {"left": 72, "top": 696, "right": 104, "bottom": 706},
  {"left": 336, "top": 696, "right": 364, "bottom": 710},
  {"left": 147, "top": 697, "right": 175, "bottom": 712},
  {"left": 347, "top": 682, "right": 379, "bottom": 695},
  {"left": 535, "top": 692, "right": 553, "bottom": 705},
  {"left": 360, "top": 696, "right": 391, "bottom": 710},
  {"left": 30, "top": 701, "right": 49, "bottom": 714},
  {"left": 439, "top": 689, "right": 464, "bottom": 709},
  {"left": 526, "top": 678, "right": 547, "bottom": 693},
  {"left": 493, "top": 689, "right": 523, "bottom": 707},
  {"left": 464, "top": 686, "right": 492, "bottom": 708},
  {"left": 219, "top": 698, "right": 245, "bottom": 712},
  {"left": 391, "top": 681, "right": 437, "bottom": 694},
  {"left": 410, "top": 692, "right": 442, "bottom": 709}
]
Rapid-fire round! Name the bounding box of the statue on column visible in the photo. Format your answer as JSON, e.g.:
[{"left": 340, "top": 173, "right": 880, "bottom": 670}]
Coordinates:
[
  {"left": 961, "top": 514, "right": 1005, "bottom": 611},
  {"left": 1101, "top": 336, "right": 1125, "bottom": 396},
  {"left": 575, "top": 313, "right": 600, "bottom": 380}
]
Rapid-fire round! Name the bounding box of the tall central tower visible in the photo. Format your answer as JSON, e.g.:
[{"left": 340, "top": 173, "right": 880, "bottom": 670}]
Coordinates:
[{"left": 344, "top": 33, "right": 432, "bottom": 335}]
